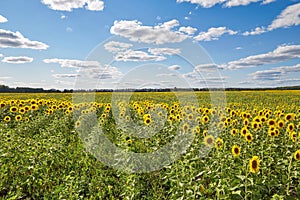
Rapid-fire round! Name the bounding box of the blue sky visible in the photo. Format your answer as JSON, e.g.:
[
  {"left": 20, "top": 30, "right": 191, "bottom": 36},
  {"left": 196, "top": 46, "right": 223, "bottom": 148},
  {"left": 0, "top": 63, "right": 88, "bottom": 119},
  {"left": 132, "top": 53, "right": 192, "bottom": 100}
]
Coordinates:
[{"left": 0, "top": 0, "right": 299, "bottom": 89}]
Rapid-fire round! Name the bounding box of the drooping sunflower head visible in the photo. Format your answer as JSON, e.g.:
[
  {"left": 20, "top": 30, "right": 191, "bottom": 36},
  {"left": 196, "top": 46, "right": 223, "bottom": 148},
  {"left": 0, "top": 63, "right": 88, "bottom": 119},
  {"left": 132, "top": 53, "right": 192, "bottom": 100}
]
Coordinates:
[{"left": 249, "top": 156, "right": 260, "bottom": 173}]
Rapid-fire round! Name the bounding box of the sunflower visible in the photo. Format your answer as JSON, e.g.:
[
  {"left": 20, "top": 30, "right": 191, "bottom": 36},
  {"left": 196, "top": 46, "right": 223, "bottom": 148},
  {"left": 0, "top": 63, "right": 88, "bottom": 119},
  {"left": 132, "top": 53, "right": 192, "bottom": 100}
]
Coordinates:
[
  {"left": 231, "top": 128, "right": 238, "bottom": 136},
  {"left": 182, "top": 123, "right": 190, "bottom": 133},
  {"left": 245, "top": 132, "right": 253, "bottom": 142},
  {"left": 277, "top": 120, "right": 285, "bottom": 129},
  {"left": 243, "top": 119, "right": 249, "bottom": 126},
  {"left": 251, "top": 122, "right": 261, "bottom": 130},
  {"left": 4, "top": 116, "right": 11, "bottom": 122},
  {"left": 241, "top": 127, "right": 248, "bottom": 137},
  {"left": 249, "top": 156, "right": 260, "bottom": 173},
  {"left": 15, "top": 115, "right": 22, "bottom": 121},
  {"left": 215, "top": 138, "right": 224, "bottom": 149},
  {"left": 285, "top": 113, "right": 295, "bottom": 121},
  {"left": 267, "top": 119, "right": 276, "bottom": 127},
  {"left": 232, "top": 145, "right": 241, "bottom": 157},
  {"left": 10, "top": 106, "right": 18, "bottom": 113},
  {"left": 294, "top": 150, "right": 300, "bottom": 161},
  {"left": 290, "top": 131, "right": 297, "bottom": 142},
  {"left": 30, "top": 104, "right": 39, "bottom": 111},
  {"left": 201, "top": 115, "right": 209, "bottom": 124},
  {"left": 144, "top": 117, "right": 152, "bottom": 126},
  {"left": 25, "top": 117, "right": 30, "bottom": 122},
  {"left": 286, "top": 123, "right": 295, "bottom": 132},
  {"left": 75, "top": 120, "right": 81, "bottom": 128},
  {"left": 203, "top": 130, "right": 207, "bottom": 137},
  {"left": 204, "top": 135, "right": 214, "bottom": 147}
]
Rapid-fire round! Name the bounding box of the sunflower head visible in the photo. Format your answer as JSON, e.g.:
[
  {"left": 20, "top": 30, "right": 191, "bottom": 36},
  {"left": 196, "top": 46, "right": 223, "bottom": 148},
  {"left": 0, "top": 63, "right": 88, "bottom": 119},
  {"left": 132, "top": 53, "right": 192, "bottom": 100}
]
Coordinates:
[
  {"left": 245, "top": 132, "right": 253, "bottom": 142},
  {"left": 249, "top": 156, "right": 260, "bottom": 173},
  {"left": 232, "top": 145, "right": 241, "bottom": 157},
  {"left": 294, "top": 150, "right": 300, "bottom": 161},
  {"left": 204, "top": 135, "right": 214, "bottom": 147},
  {"left": 215, "top": 138, "right": 224, "bottom": 149}
]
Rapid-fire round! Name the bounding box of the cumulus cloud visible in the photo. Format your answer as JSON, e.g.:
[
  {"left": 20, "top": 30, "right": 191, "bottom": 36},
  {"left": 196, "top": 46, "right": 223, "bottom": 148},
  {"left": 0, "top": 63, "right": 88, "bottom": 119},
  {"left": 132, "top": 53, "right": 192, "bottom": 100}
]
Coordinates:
[
  {"left": 168, "top": 65, "right": 181, "bottom": 70},
  {"left": 224, "top": 44, "right": 300, "bottom": 69},
  {"left": 0, "top": 54, "right": 3, "bottom": 57},
  {"left": 110, "top": 19, "right": 188, "bottom": 44},
  {"left": 194, "top": 63, "right": 221, "bottom": 72},
  {"left": 243, "top": 27, "right": 267, "bottom": 36},
  {"left": 43, "top": 58, "right": 100, "bottom": 68},
  {"left": 2, "top": 56, "right": 33, "bottom": 64},
  {"left": 148, "top": 48, "right": 181, "bottom": 55},
  {"left": 179, "top": 26, "right": 198, "bottom": 35},
  {"left": 41, "top": 0, "right": 104, "bottom": 11},
  {"left": 268, "top": 3, "right": 300, "bottom": 30},
  {"left": 45, "top": 58, "right": 123, "bottom": 80},
  {"left": 0, "top": 29, "right": 49, "bottom": 50},
  {"left": 104, "top": 41, "right": 133, "bottom": 53},
  {"left": 114, "top": 50, "right": 166, "bottom": 62},
  {"left": 176, "top": 0, "right": 274, "bottom": 8},
  {"left": 249, "top": 64, "right": 300, "bottom": 81},
  {"left": 194, "top": 27, "right": 237, "bottom": 41},
  {"left": 243, "top": 3, "right": 300, "bottom": 36},
  {"left": 0, "top": 15, "right": 8, "bottom": 23}
]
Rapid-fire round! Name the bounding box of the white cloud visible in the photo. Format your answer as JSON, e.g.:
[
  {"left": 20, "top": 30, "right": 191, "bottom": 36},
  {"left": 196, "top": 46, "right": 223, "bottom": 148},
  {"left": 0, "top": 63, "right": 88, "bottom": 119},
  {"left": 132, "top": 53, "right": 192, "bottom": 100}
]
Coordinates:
[
  {"left": 104, "top": 41, "right": 133, "bottom": 53},
  {"left": 194, "top": 27, "right": 237, "bottom": 41},
  {"left": 60, "top": 14, "right": 66, "bottom": 19},
  {"left": 236, "top": 46, "right": 243, "bottom": 50},
  {"left": 45, "top": 58, "right": 123, "bottom": 80},
  {"left": 53, "top": 74, "right": 78, "bottom": 78},
  {"left": 2, "top": 56, "right": 33, "bottom": 64},
  {"left": 268, "top": 3, "right": 300, "bottom": 30},
  {"left": 261, "top": 0, "right": 275, "bottom": 4},
  {"left": 225, "top": 44, "right": 300, "bottom": 69},
  {"left": 43, "top": 58, "right": 100, "bottom": 68},
  {"left": 148, "top": 47, "right": 181, "bottom": 55},
  {"left": 176, "top": 0, "right": 274, "bottom": 8},
  {"left": 82, "top": 67, "right": 123, "bottom": 79},
  {"left": 243, "top": 3, "right": 300, "bottom": 36},
  {"left": 0, "top": 54, "right": 3, "bottom": 57},
  {"left": 179, "top": 26, "right": 197, "bottom": 35},
  {"left": 110, "top": 19, "right": 188, "bottom": 44},
  {"left": 168, "top": 65, "right": 181, "bottom": 70},
  {"left": 114, "top": 50, "right": 166, "bottom": 62},
  {"left": 249, "top": 64, "right": 300, "bottom": 81},
  {"left": 41, "top": 0, "right": 104, "bottom": 11},
  {"left": 0, "top": 29, "right": 49, "bottom": 50},
  {"left": 85, "top": 0, "right": 104, "bottom": 11},
  {"left": 243, "top": 27, "right": 267, "bottom": 36},
  {"left": 0, "top": 15, "right": 8, "bottom": 23},
  {"left": 194, "top": 63, "right": 221, "bottom": 72}
]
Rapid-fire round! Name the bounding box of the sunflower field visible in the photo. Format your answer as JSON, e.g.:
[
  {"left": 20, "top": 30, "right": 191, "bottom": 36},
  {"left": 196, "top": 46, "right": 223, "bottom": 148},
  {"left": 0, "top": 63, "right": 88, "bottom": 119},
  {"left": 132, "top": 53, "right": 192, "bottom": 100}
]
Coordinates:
[{"left": 1, "top": 91, "right": 300, "bottom": 199}]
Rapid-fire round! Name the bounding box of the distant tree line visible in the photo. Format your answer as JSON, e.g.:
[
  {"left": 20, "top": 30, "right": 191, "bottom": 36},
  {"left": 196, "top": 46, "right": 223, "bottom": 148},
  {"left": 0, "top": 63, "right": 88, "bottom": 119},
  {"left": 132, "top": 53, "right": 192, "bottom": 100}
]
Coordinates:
[{"left": 0, "top": 84, "right": 300, "bottom": 93}]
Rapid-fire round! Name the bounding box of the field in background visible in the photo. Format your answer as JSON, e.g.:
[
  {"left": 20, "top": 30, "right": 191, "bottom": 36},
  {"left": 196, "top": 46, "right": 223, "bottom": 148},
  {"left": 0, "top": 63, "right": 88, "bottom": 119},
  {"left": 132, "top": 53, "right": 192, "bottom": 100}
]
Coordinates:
[{"left": 1, "top": 91, "right": 300, "bottom": 199}]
